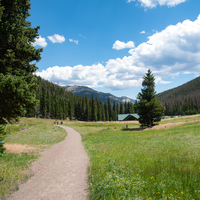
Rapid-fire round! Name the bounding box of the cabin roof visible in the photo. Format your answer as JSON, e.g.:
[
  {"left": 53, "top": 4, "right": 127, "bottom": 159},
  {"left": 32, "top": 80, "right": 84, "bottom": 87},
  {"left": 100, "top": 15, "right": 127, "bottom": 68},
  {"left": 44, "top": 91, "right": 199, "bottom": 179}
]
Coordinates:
[{"left": 118, "top": 113, "right": 139, "bottom": 121}]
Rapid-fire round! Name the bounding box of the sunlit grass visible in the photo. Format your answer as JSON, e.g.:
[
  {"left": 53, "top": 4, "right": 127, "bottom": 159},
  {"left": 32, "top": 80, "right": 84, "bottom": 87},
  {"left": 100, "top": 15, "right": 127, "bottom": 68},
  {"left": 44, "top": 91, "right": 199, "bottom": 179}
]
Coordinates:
[
  {"left": 0, "top": 117, "right": 67, "bottom": 199},
  {"left": 67, "top": 117, "right": 200, "bottom": 200}
]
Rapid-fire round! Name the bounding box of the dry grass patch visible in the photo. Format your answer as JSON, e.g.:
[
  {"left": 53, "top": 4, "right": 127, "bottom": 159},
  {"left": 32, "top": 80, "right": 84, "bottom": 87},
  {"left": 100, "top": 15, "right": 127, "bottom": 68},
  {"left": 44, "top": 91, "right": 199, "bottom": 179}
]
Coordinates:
[
  {"left": 4, "top": 143, "right": 36, "bottom": 154},
  {"left": 145, "top": 122, "right": 185, "bottom": 130}
]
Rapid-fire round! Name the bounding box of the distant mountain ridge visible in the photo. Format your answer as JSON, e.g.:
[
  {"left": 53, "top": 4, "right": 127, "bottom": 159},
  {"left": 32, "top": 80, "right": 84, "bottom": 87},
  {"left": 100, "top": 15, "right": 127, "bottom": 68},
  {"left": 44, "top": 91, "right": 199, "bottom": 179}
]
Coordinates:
[{"left": 65, "top": 85, "right": 135, "bottom": 105}]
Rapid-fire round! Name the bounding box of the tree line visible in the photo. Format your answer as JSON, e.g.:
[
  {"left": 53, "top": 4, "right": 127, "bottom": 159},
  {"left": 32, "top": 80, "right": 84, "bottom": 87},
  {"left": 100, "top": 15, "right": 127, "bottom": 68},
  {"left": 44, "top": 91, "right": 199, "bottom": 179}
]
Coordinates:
[{"left": 26, "top": 76, "right": 135, "bottom": 121}]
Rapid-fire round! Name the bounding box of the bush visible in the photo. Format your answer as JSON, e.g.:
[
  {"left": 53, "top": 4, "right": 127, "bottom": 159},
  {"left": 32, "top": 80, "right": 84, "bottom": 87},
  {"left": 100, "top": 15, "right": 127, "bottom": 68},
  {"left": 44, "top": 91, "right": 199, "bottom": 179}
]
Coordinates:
[{"left": 0, "top": 125, "right": 6, "bottom": 155}]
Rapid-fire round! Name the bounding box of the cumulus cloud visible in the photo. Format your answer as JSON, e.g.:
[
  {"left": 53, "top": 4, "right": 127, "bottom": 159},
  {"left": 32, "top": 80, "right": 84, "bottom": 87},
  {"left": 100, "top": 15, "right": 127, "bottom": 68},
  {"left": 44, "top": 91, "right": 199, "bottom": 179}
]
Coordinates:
[
  {"left": 36, "top": 64, "right": 107, "bottom": 87},
  {"left": 32, "top": 36, "right": 47, "bottom": 47},
  {"left": 48, "top": 34, "right": 65, "bottom": 43},
  {"left": 69, "top": 39, "right": 79, "bottom": 44},
  {"left": 112, "top": 40, "right": 135, "bottom": 50},
  {"left": 140, "top": 31, "right": 146, "bottom": 34},
  {"left": 37, "top": 15, "right": 200, "bottom": 90},
  {"left": 127, "top": 0, "right": 187, "bottom": 8}
]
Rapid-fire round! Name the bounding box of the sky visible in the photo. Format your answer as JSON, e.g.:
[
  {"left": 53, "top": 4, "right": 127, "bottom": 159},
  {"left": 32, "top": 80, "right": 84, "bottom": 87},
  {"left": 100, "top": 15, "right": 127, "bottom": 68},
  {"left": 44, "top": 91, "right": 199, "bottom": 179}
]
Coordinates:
[{"left": 30, "top": 0, "right": 200, "bottom": 100}]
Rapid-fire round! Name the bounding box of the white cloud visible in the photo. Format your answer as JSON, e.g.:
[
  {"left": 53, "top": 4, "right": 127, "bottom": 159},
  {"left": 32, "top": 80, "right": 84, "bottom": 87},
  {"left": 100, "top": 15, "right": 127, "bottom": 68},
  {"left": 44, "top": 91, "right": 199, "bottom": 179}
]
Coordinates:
[
  {"left": 140, "top": 31, "right": 146, "bottom": 34},
  {"left": 36, "top": 63, "right": 107, "bottom": 87},
  {"left": 37, "top": 15, "right": 200, "bottom": 90},
  {"left": 32, "top": 36, "right": 47, "bottom": 47},
  {"left": 112, "top": 40, "right": 135, "bottom": 50},
  {"left": 69, "top": 39, "right": 79, "bottom": 44},
  {"left": 127, "top": 0, "right": 187, "bottom": 8},
  {"left": 79, "top": 34, "right": 86, "bottom": 38},
  {"left": 48, "top": 34, "right": 65, "bottom": 43}
]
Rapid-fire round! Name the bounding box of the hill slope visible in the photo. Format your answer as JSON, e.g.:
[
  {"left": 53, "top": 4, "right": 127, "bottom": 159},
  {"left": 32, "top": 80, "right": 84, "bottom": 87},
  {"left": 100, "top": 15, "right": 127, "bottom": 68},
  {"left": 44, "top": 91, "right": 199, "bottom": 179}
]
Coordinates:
[
  {"left": 65, "top": 85, "right": 135, "bottom": 104},
  {"left": 157, "top": 76, "right": 200, "bottom": 115}
]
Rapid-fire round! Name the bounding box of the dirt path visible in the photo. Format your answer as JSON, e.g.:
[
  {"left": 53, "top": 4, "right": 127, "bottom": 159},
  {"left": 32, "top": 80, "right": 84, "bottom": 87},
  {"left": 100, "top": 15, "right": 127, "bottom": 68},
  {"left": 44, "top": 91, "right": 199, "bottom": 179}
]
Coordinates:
[{"left": 7, "top": 126, "right": 89, "bottom": 200}]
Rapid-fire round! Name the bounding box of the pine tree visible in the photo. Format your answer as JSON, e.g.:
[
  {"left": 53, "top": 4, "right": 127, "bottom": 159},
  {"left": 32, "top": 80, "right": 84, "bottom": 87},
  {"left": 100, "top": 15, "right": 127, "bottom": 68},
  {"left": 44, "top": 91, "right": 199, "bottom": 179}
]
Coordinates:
[
  {"left": 91, "top": 94, "right": 97, "bottom": 121},
  {"left": 136, "top": 69, "right": 165, "bottom": 127},
  {"left": 107, "top": 98, "right": 112, "bottom": 121},
  {"left": 0, "top": 0, "right": 42, "bottom": 125},
  {"left": 68, "top": 99, "right": 74, "bottom": 120},
  {"left": 0, "top": 0, "right": 42, "bottom": 153},
  {"left": 85, "top": 95, "right": 90, "bottom": 121},
  {"left": 120, "top": 102, "right": 124, "bottom": 114},
  {"left": 97, "top": 98, "right": 102, "bottom": 121},
  {"left": 46, "top": 90, "right": 51, "bottom": 118},
  {"left": 104, "top": 102, "right": 109, "bottom": 121},
  {"left": 40, "top": 86, "right": 47, "bottom": 118}
]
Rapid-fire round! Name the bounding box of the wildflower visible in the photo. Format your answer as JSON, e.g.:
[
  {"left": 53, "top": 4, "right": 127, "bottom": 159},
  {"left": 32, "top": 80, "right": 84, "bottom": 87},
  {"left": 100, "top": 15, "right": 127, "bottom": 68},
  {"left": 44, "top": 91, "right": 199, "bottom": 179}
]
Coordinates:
[
  {"left": 175, "top": 191, "right": 177, "bottom": 193},
  {"left": 170, "top": 194, "right": 173, "bottom": 196},
  {"left": 181, "top": 192, "right": 184, "bottom": 195}
]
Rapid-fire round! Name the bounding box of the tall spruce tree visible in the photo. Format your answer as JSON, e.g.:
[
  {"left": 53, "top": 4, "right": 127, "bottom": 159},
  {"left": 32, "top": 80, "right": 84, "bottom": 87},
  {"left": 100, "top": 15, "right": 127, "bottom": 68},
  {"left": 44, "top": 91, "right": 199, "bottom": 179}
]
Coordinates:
[
  {"left": 136, "top": 69, "right": 165, "bottom": 127},
  {"left": 0, "top": 0, "right": 42, "bottom": 124},
  {"left": 91, "top": 94, "right": 97, "bottom": 121},
  {"left": 40, "top": 86, "right": 47, "bottom": 118},
  {"left": 120, "top": 102, "right": 124, "bottom": 114},
  {"left": 0, "top": 0, "right": 42, "bottom": 153}
]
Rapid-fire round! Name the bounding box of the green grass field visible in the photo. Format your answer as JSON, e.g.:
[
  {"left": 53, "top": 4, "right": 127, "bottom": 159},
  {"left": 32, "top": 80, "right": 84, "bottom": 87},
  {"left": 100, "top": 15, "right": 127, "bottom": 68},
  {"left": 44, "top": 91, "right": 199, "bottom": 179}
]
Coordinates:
[
  {"left": 0, "top": 118, "right": 67, "bottom": 199},
  {"left": 1, "top": 115, "right": 200, "bottom": 199},
  {"left": 67, "top": 115, "right": 200, "bottom": 200}
]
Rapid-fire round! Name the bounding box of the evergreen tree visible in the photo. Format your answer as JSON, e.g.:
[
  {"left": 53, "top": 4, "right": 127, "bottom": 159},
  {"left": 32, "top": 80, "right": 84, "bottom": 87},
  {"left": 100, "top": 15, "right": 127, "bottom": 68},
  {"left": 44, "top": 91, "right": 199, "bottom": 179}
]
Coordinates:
[
  {"left": 101, "top": 101, "right": 105, "bottom": 121},
  {"left": 124, "top": 102, "right": 128, "bottom": 114},
  {"left": 112, "top": 101, "right": 117, "bottom": 121},
  {"left": 97, "top": 98, "right": 102, "bottom": 121},
  {"left": 107, "top": 98, "right": 112, "bottom": 121},
  {"left": 120, "top": 102, "right": 124, "bottom": 114},
  {"left": 0, "top": 0, "right": 42, "bottom": 153},
  {"left": 136, "top": 69, "right": 165, "bottom": 127},
  {"left": 68, "top": 99, "right": 74, "bottom": 120},
  {"left": 104, "top": 102, "right": 109, "bottom": 121},
  {"left": 0, "top": 0, "right": 42, "bottom": 125},
  {"left": 91, "top": 94, "right": 97, "bottom": 121},
  {"left": 40, "top": 86, "right": 47, "bottom": 118},
  {"left": 46, "top": 90, "right": 51, "bottom": 118},
  {"left": 85, "top": 95, "right": 90, "bottom": 121}
]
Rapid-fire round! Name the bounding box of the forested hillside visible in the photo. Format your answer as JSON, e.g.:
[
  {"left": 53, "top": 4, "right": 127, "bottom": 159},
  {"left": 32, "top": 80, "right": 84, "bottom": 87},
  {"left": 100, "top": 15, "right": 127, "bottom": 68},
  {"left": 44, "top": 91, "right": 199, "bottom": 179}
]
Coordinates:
[
  {"left": 157, "top": 76, "right": 200, "bottom": 115},
  {"left": 26, "top": 76, "right": 135, "bottom": 121}
]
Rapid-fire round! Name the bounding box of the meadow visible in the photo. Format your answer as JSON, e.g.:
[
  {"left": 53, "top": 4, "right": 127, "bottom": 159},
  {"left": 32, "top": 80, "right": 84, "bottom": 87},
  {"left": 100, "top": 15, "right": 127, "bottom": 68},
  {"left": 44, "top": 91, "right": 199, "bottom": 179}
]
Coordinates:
[
  {"left": 1, "top": 115, "right": 200, "bottom": 199},
  {"left": 67, "top": 116, "right": 200, "bottom": 200},
  {"left": 0, "top": 118, "right": 67, "bottom": 199}
]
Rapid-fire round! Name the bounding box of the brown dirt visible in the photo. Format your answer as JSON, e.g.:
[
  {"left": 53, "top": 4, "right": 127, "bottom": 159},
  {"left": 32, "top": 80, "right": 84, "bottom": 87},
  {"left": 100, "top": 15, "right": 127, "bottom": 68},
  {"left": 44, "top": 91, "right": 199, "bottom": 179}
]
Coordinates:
[
  {"left": 144, "top": 122, "right": 185, "bottom": 130},
  {"left": 7, "top": 126, "right": 89, "bottom": 200},
  {"left": 4, "top": 143, "right": 36, "bottom": 154}
]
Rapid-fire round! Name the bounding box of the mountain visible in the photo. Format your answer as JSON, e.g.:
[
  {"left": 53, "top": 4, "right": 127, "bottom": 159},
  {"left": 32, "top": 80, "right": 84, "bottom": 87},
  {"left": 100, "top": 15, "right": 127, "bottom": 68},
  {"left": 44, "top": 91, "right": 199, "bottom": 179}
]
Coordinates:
[
  {"left": 65, "top": 85, "right": 135, "bottom": 105},
  {"left": 157, "top": 76, "right": 200, "bottom": 115}
]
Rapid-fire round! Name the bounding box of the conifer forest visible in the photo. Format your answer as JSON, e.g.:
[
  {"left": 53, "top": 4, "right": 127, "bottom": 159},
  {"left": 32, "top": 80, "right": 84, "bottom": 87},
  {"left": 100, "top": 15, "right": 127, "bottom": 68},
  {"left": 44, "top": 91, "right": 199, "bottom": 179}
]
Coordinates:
[{"left": 26, "top": 76, "right": 135, "bottom": 121}]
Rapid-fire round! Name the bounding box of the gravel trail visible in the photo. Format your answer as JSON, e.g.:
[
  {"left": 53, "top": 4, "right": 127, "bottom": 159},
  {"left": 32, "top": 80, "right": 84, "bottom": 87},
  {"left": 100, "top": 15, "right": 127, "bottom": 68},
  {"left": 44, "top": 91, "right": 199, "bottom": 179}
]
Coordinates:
[{"left": 7, "top": 126, "right": 89, "bottom": 200}]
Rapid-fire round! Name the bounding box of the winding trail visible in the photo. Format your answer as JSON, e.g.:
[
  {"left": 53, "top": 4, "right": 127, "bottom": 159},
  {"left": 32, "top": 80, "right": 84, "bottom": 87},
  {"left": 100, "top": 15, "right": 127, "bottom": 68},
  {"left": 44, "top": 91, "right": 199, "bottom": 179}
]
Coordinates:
[{"left": 7, "top": 126, "right": 89, "bottom": 200}]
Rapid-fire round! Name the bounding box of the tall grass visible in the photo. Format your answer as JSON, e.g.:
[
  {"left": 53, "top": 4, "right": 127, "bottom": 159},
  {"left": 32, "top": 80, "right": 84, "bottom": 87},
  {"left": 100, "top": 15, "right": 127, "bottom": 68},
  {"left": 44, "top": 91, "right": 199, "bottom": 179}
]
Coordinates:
[{"left": 68, "top": 117, "right": 200, "bottom": 200}]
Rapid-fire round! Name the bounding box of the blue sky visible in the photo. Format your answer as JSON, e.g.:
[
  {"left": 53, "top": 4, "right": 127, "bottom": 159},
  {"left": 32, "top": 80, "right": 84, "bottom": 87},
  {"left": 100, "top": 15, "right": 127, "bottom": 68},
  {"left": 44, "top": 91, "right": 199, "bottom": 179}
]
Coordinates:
[{"left": 30, "top": 0, "right": 200, "bottom": 99}]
